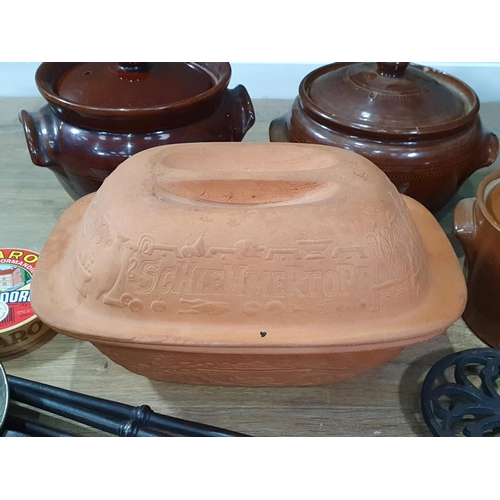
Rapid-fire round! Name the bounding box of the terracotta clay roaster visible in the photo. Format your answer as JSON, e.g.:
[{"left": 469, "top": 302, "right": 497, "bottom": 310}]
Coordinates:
[
  {"left": 31, "top": 143, "right": 466, "bottom": 386},
  {"left": 270, "top": 62, "right": 499, "bottom": 213}
]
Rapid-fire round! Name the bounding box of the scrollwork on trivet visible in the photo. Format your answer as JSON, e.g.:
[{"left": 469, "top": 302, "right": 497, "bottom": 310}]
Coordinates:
[{"left": 420, "top": 348, "right": 500, "bottom": 437}]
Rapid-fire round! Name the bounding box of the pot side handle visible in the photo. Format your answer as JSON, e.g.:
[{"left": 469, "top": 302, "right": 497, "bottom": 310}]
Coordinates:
[
  {"left": 454, "top": 197, "right": 478, "bottom": 268},
  {"left": 471, "top": 130, "right": 499, "bottom": 174},
  {"left": 227, "top": 85, "right": 256, "bottom": 139},
  {"left": 481, "top": 130, "right": 499, "bottom": 166},
  {"left": 19, "top": 109, "right": 59, "bottom": 169}
]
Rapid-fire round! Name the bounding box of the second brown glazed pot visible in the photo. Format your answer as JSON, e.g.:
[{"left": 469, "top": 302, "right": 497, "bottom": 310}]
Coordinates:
[
  {"left": 20, "top": 62, "right": 255, "bottom": 200},
  {"left": 455, "top": 169, "right": 500, "bottom": 347},
  {"left": 31, "top": 143, "right": 466, "bottom": 386},
  {"left": 270, "top": 62, "right": 499, "bottom": 213}
]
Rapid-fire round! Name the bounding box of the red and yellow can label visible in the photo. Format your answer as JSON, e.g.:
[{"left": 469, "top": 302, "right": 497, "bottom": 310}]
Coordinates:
[{"left": 0, "top": 248, "right": 51, "bottom": 357}]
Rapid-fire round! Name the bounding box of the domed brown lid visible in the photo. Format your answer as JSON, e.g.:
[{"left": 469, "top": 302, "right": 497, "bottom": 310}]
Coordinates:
[
  {"left": 35, "top": 62, "right": 231, "bottom": 132},
  {"left": 55, "top": 63, "right": 219, "bottom": 109},
  {"left": 300, "top": 62, "right": 479, "bottom": 137}
]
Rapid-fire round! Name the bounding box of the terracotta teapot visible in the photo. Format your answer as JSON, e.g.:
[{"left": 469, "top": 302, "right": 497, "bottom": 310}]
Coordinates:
[
  {"left": 30, "top": 142, "right": 466, "bottom": 387},
  {"left": 270, "top": 62, "right": 499, "bottom": 213},
  {"left": 454, "top": 169, "right": 500, "bottom": 347},
  {"left": 20, "top": 62, "right": 255, "bottom": 200}
]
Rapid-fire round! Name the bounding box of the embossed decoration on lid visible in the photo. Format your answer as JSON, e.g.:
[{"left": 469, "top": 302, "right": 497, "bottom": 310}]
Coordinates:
[
  {"left": 31, "top": 143, "right": 466, "bottom": 351},
  {"left": 300, "top": 62, "right": 478, "bottom": 137}
]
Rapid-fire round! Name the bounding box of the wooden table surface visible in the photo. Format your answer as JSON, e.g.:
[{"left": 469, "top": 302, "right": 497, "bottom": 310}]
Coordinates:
[{"left": 1, "top": 96, "right": 496, "bottom": 437}]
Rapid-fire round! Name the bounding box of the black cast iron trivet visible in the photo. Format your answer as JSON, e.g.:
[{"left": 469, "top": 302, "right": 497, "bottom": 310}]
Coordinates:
[{"left": 421, "top": 348, "right": 500, "bottom": 437}]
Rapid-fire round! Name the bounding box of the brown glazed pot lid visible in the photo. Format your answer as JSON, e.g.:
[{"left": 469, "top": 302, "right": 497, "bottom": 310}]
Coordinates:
[
  {"left": 35, "top": 62, "right": 231, "bottom": 132},
  {"left": 300, "top": 62, "right": 478, "bottom": 137},
  {"left": 31, "top": 143, "right": 466, "bottom": 352}
]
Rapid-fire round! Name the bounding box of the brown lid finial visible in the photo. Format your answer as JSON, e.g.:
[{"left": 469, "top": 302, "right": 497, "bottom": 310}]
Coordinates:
[
  {"left": 117, "top": 62, "right": 150, "bottom": 72},
  {"left": 377, "top": 62, "right": 410, "bottom": 77}
]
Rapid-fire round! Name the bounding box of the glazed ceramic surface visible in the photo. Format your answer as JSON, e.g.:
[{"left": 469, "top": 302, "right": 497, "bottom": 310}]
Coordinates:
[
  {"left": 20, "top": 62, "right": 255, "bottom": 200},
  {"left": 31, "top": 143, "right": 466, "bottom": 386},
  {"left": 455, "top": 169, "right": 500, "bottom": 347},
  {"left": 270, "top": 62, "right": 499, "bottom": 213}
]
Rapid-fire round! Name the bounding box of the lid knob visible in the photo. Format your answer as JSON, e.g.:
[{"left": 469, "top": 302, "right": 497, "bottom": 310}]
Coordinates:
[
  {"left": 117, "top": 62, "right": 150, "bottom": 72},
  {"left": 377, "top": 62, "right": 410, "bottom": 78}
]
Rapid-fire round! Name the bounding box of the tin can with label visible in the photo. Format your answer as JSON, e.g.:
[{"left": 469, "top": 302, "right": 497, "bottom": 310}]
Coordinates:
[{"left": 0, "top": 248, "right": 53, "bottom": 358}]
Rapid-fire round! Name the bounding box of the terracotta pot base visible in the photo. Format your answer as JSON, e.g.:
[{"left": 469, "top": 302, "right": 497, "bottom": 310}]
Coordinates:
[{"left": 94, "top": 343, "right": 404, "bottom": 387}]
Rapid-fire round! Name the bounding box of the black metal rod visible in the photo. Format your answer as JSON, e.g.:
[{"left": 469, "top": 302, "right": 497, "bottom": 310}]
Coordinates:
[
  {"left": 7, "top": 380, "right": 172, "bottom": 437},
  {"left": 4, "top": 414, "right": 76, "bottom": 437},
  {"left": 7, "top": 375, "right": 247, "bottom": 437}
]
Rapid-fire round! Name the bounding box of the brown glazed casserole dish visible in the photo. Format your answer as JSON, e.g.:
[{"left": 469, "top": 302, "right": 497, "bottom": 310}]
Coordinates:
[
  {"left": 270, "top": 62, "right": 498, "bottom": 213},
  {"left": 20, "top": 62, "right": 255, "bottom": 200}
]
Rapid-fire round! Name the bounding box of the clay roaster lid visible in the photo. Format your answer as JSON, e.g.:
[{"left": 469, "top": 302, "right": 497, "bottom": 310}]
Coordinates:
[{"left": 30, "top": 143, "right": 466, "bottom": 351}]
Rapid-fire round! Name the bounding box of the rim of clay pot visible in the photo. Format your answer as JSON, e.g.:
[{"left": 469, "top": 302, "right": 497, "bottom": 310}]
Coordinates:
[
  {"left": 31, "top": 144, "right": 466, "bottom": 353},
  {"left": 477, "top": 169, "right": 500, "bottom": 231},
  {"left": 299, "top": 62, "right": 479, "bottom": 139},
  {"left": 35, "top": 62, "right": 232, "bottom": 132}
]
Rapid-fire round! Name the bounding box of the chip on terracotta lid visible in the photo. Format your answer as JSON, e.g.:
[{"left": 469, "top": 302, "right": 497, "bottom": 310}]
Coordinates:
[{"left": 0, "top": 248, "right": 53, "bottom": 358}]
